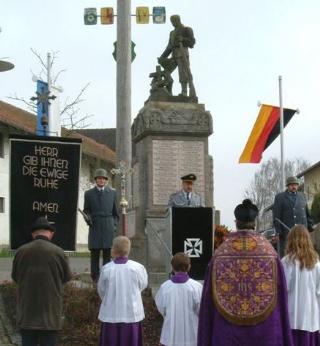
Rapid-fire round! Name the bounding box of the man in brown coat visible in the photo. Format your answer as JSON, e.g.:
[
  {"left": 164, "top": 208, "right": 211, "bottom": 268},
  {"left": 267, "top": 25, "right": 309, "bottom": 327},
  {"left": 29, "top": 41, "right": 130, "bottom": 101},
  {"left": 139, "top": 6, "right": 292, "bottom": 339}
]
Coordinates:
[{"left": 12, "top": 216, "right": 72, "bottom": 346}]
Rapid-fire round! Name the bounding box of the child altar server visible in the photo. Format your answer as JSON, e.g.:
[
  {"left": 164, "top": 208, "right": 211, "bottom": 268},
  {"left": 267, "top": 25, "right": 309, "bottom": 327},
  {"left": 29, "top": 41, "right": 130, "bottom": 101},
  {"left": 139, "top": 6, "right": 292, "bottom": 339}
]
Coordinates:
[
  {"left": 155, "top": 252, "right": 203, "bottom": 346},
  {"left": 282, "top": 225, "right": 320, "bottom": 346},
  {"left": 97, "top": 236, "right": 148, "bottom": 346}
]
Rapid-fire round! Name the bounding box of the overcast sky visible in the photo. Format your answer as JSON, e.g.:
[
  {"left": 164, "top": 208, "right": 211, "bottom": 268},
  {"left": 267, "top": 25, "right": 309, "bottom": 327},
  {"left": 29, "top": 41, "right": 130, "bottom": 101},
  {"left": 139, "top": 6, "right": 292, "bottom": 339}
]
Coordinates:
[{"left": 1, "top": 0, "right": 320, "bottom": 228}]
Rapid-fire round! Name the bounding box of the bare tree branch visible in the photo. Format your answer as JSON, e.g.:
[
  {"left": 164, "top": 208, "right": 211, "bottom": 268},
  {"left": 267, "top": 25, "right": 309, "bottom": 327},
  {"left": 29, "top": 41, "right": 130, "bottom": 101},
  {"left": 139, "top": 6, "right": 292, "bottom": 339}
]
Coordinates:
[
  {"left": 30, "top": 48, "right": 47, "bottom": 71},
  {"left": 60, "top": 82, "right": 90, "bottom": 116},
  {"left": 52, "top": 69, "right": 66, "bottom": 85},
  {"left": 7, "top": 49, "right": 92, "bottom": 130},
  {"left": 7, "top": 93, "right": 36, "bottom": 113}
]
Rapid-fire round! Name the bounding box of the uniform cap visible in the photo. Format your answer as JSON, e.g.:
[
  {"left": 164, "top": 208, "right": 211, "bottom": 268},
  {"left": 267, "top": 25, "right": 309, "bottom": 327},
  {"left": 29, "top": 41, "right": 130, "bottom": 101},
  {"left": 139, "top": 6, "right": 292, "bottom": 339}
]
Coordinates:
[{"left": 181, "top": 173, "right": 197, "bottom": 182}]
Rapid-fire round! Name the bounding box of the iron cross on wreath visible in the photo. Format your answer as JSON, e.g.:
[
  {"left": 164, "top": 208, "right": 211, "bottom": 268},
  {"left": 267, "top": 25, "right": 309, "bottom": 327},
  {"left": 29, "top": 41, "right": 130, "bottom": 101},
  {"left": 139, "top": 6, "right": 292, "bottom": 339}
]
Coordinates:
[{"left": 184, "top": 238, "right": 203, "bottom": 258}]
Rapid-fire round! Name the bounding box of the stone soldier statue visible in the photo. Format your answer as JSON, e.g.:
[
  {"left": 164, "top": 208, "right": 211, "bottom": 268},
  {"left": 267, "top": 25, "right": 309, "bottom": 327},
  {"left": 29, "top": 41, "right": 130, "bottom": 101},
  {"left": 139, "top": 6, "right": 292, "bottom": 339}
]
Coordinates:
[
  {"left": 84, "top": 168, "right": 119, "bottom": 282},
  {"left": 168, "top": 174, "right": 204, "bottom": 208},
  {"left": 273, "top": 176, "right": 314, "bottom": 258},
  {"left": 158, "top": 15, "right": 196, "bottom": 99}
]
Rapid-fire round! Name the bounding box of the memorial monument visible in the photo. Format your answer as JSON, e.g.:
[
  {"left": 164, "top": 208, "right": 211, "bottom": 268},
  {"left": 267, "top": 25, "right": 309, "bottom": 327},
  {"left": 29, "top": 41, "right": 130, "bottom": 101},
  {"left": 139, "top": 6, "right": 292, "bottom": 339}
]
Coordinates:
[{"left": 129, "top": 15, "right": 214, "bottom": 283}]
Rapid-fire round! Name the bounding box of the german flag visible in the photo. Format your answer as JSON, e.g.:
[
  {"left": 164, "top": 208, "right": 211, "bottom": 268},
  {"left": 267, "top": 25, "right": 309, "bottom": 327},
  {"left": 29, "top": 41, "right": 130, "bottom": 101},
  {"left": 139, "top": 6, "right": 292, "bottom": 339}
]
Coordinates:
[{"left": 239, "top": 105, "right": 296, "bottom": 163}]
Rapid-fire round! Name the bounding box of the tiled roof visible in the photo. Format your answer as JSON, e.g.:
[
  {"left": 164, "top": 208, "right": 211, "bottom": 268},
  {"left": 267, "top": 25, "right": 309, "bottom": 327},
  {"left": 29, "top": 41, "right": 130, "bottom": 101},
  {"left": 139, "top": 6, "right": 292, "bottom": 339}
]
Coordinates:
[
  {"left": 297, "top": 161, "right": 320, "bottom": 178},
  {"left": 0, "top": 100, "right": 115, "bottom": 164},
  {"left": 76, "top": 128, "right": 116, "bottom": 152}
]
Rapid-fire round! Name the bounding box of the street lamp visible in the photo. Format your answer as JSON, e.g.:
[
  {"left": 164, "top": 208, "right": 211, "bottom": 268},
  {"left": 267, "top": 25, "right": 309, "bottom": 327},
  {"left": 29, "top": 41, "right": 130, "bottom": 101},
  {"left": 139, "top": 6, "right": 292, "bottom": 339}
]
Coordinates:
[{"left": 0, "top": 28, "right": 15, "bottom": 73}]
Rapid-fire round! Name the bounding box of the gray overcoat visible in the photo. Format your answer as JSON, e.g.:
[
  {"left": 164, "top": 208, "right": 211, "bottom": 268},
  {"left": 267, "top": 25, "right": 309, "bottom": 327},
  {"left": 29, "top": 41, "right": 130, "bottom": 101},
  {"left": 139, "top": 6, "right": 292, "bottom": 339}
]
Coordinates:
[
  {"left": 84, "top": 186, "right": 119, "bottom": 249},
  {"left": 273, "top": 190, "right": 313, "bottom": 238},
  {"left": 167, "top": 190, "right": 204, "bottom": 208}
]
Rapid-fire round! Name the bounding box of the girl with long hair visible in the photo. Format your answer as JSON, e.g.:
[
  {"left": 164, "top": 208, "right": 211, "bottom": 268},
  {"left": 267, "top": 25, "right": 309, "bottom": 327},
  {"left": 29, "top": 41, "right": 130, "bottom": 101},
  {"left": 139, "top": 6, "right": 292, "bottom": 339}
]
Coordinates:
[{"left": 282, "top": 225, "right": 320, "bottom": 346}]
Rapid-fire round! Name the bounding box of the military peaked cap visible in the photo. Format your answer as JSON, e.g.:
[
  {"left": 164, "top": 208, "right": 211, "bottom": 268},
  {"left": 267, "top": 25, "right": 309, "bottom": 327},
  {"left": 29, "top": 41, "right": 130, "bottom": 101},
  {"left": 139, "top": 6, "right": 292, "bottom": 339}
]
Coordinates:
[{"left": 181, "top": 173, "right": 197, "bottom": 182}]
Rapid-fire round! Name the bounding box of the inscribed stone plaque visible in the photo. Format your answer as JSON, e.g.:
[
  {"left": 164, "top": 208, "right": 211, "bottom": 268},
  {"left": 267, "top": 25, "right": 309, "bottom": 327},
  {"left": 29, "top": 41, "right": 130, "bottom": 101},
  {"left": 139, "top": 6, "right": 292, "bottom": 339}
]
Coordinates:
[
  {"left": 152, "top": 140, "right": 205, "bottom": 205},
  {"left": 126, "top": 210, "right": 136, "bottom": 238}
]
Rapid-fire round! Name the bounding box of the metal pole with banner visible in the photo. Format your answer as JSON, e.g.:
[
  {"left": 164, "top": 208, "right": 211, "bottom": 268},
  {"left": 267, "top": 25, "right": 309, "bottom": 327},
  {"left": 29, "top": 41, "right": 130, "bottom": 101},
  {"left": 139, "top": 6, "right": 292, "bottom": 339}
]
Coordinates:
[{"left": 9, "top": 134, "right": 81, "bottom": 250}]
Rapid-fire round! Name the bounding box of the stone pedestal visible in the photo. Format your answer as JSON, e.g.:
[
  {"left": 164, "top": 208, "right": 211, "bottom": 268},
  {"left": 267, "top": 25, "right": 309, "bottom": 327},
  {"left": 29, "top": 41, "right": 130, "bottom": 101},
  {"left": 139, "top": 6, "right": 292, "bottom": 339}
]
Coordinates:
[{"left": 130, "top": 100, "right": 213, "bottom": 273}]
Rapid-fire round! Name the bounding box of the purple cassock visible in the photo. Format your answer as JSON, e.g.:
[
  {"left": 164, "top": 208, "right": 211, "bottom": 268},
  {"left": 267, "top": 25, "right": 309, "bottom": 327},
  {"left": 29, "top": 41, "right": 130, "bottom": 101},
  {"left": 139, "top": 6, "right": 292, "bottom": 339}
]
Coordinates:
[
  {"left": 99, "top": 256, "right": 143, "bottom": 346},
  {"left": 198, "top": 230, "right": 293, "bottom": 346},
  {"left": 292, "top": 330, "right": 320, "bottom": 346}
]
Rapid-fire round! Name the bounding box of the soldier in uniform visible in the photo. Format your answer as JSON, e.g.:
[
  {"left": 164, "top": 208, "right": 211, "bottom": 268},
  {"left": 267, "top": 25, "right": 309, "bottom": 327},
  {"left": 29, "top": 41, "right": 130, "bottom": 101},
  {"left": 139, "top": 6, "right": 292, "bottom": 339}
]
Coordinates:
[
  {"left": 159, "top": 15, "right": 196, "bottom": 98},
  {"left": 273, "top": 176, "right": 313, "bottom": 258},
  {"left": 168, "top": 174, "right": 204, "bottom": 208},
  {"left": 84, "top": 168, "right": 119, "bottom": 282}
]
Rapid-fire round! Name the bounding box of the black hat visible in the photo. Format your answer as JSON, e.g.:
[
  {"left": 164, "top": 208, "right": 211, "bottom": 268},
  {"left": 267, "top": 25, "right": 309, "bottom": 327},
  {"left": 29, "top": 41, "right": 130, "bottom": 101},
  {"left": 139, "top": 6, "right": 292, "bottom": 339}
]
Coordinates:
[
  {"left": 31, "top": 216, "right": 55, "bottom": 233},
  {"left": 181, "top": 173, "right": 197, "bottom": 182},
  {"left": 234, "top": 199, "right": 259, "bottom": 222}
]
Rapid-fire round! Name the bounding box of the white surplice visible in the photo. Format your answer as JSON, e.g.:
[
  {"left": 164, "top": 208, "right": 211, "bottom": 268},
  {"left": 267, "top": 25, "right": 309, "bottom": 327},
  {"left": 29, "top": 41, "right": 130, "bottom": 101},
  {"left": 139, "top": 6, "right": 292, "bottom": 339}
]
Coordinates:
[
  {"left": 97, "top": 259, "right": 148, "bottom": 323},
  {"left": 155, "top": 278, "right": 203, "bottom": 346},
  {"left": 281, "top": 256, "right": 320, "bottom": 332}
]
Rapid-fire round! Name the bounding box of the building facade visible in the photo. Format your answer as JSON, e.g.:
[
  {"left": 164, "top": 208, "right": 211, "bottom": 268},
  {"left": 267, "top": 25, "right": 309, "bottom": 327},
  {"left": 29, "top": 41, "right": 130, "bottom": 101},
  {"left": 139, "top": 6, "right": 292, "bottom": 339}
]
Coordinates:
[{"left": 0, "top": 101, "right": 115, "bottom": 249}]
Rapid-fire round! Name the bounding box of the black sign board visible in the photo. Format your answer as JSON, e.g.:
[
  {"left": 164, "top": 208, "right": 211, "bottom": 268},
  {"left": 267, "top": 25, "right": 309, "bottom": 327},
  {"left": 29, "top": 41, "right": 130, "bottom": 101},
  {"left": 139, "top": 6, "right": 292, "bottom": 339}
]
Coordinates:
[
  {"left": 10, "top": 134, "right": 81, "bottom": 250},
  {"left": 172, "top": 207, "right": 213, "bottom": 280}
]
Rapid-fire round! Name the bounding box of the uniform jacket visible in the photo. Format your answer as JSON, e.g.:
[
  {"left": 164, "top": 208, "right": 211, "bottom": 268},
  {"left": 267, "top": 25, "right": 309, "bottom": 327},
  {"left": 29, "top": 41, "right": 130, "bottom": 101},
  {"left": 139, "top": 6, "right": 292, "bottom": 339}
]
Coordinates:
[
  {"left": 273, "top": 190, "right": 313, "bottom": 237},
  {"left": 168, "top": 190, "right": 204, "bottom": 208},
  {"left": 84, "top": 186, "right": 119, "bottom": 249},
  {"left": 11, "top": 236, "right": 72, "bottom": 330},
  {"left": 161, "top": 25, "right": 195, "bottom": 59}
]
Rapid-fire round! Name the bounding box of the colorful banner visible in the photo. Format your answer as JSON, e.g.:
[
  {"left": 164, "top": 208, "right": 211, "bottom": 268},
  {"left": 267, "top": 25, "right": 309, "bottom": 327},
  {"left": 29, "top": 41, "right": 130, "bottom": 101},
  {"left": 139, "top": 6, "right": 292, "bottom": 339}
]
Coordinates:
[
  {"left": 101, "top": 7, "right": 114, "bottom": 25},
  {"left": 239, "top": 105, "right": 296, "bottom": 163},
  {"left": 136, "top": 7, "right": 149, "bottom": 24},
  {"left": 10, "top": 135, "right": 81, "bottom": 250}
]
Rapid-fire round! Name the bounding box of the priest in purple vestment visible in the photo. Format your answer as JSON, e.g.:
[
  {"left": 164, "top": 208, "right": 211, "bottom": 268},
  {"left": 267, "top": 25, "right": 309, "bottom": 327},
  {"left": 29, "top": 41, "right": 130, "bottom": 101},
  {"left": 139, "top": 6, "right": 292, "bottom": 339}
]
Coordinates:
[{"left": 198, "top": 199, "right": 293, "bottom": 346}]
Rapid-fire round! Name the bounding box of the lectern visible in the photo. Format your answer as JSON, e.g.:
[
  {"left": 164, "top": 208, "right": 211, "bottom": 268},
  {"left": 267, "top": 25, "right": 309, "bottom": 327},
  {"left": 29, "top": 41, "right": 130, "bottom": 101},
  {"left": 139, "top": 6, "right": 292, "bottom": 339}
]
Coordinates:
[{"left": 171, "top": 207, "right": 213, "bottom": 280}]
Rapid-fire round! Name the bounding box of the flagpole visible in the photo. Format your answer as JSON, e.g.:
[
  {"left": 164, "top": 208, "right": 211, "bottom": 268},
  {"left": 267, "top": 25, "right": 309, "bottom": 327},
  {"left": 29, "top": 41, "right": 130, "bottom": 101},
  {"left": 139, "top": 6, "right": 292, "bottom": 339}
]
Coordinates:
[
  {"left": 47, "top": 52, "right": 52, "bottom": 136},
  {"left": 279, "top": 75, "right": 285, "bottom": 191}
]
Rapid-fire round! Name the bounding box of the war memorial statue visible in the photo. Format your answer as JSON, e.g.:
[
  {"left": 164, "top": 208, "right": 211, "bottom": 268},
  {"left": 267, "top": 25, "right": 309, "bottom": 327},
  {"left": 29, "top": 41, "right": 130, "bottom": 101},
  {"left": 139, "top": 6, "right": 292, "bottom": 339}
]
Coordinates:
[{"left": 149, "top": 15, "right": 197, "bottom": 102}]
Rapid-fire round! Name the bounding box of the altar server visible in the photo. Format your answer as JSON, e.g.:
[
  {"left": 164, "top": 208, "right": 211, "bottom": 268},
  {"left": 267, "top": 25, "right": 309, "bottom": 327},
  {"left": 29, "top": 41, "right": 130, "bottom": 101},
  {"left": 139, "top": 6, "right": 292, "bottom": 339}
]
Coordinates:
[
  {"left": 282, "top": 225, "right": 320, "bottom": 346},
  {"left": 155, "top": 252, "right": 202, "bottom": 346},
  {"left": 97, "top": 236, "right": 148, "bottom": 346}
]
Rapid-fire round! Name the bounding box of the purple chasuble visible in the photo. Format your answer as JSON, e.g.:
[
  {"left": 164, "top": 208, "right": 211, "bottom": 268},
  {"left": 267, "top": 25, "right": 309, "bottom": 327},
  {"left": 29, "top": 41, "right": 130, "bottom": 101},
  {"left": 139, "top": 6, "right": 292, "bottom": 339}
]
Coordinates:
[
  {"left": 197, "top": 230, "right": 293, "bottom": 346},
  {"left": 100, "top": 321, "right": 143, "bottom": 346},
  {"left": 292, "top": 329, "right": 320, "bottom": 346},
  {"left": 171, "top": 272, "right": 189, "bottom": 283}
]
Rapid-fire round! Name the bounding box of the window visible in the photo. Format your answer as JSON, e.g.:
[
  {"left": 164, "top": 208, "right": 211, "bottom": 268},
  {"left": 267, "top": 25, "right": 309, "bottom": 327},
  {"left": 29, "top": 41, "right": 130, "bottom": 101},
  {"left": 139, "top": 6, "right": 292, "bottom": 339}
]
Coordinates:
[
  {"left": 0, "top": 197, "right": 4, "bottom": 213},
  {"left": 0, "top": 133, "right": 4, "bottom": 158}
]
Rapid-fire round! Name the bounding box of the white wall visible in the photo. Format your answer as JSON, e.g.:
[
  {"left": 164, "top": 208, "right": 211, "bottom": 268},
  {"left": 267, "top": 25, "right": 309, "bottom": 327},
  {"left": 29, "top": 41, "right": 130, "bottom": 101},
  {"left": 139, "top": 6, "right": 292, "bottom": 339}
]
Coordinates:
[{"left": 76, "top": 159, "right": 94, "bottom": 247}]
